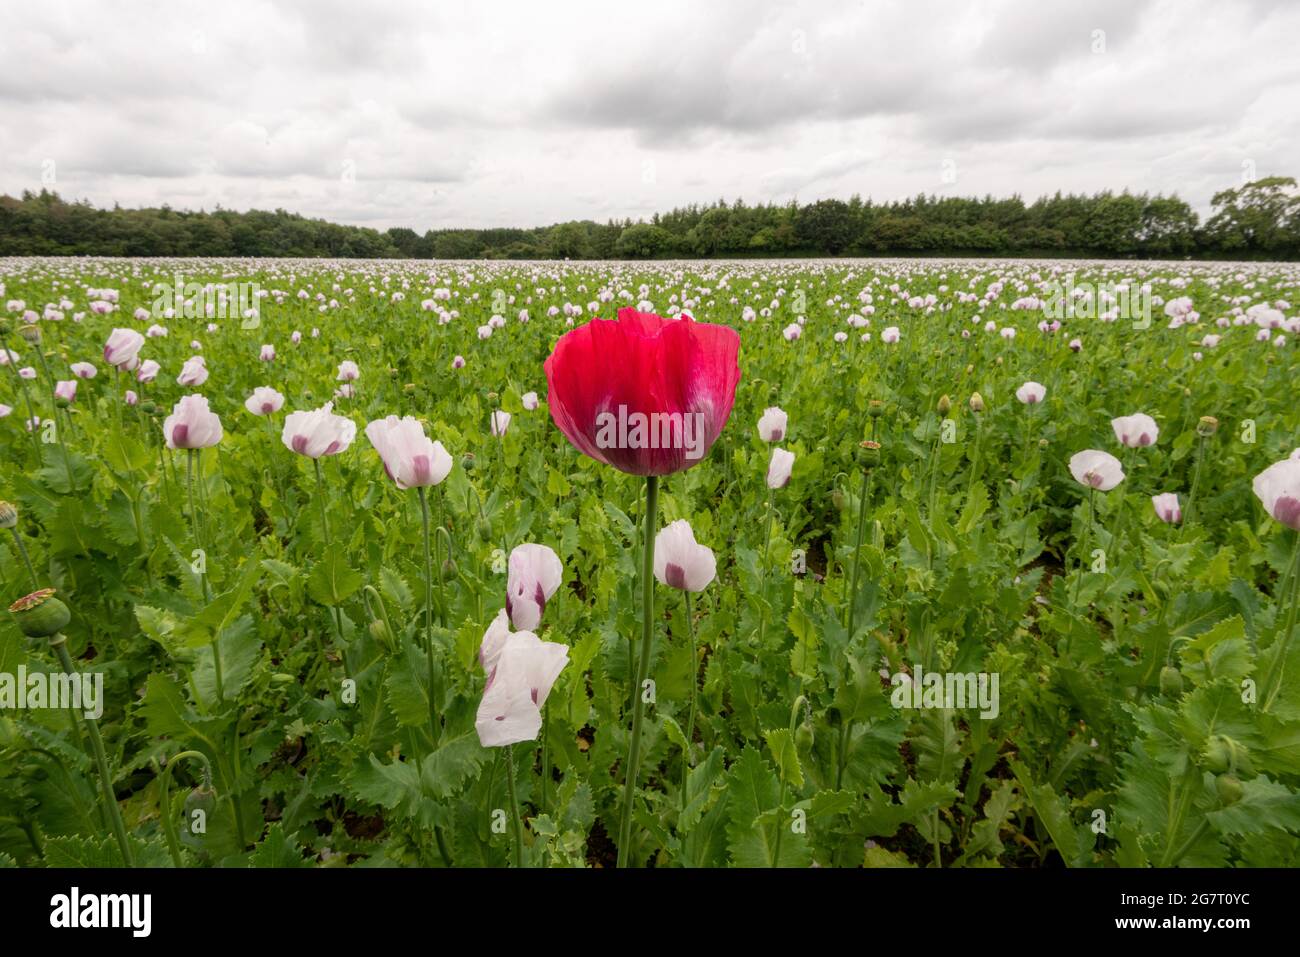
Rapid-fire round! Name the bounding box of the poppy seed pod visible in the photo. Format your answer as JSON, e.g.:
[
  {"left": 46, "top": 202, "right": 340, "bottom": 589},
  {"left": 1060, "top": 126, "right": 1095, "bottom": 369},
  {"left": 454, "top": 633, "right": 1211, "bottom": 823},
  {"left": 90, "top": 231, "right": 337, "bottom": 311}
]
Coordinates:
[
  {"left": 461, "top": 452, "right": 477, "bottom": 471},
  {"left": 0, "top": 500, "right": 16, "bottom": 528},
  {"left": 1197, "top": 415, "right": 1219, "bottom": 437},
  {"left": 867, "top": 399, "right": 884, "bottom": 419},
  {"left": 856, "top": 439, "right": 881, "bottom": 469},
  {"left": 969, "top": 392, "right": 985, "bottom": 413},
  {"left": 9, "top": 588, "right": 71, "bottom": 639},
  {"left": 937, "top": 394, "right": 952, "bottom": 416}
]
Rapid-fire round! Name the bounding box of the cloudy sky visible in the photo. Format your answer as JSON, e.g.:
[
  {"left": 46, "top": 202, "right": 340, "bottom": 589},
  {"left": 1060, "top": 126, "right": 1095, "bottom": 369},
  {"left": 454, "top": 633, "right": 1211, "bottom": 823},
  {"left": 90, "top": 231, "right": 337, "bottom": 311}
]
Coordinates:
[{"left": 1, "top": 0, "right": 1297, "bottom": 231}]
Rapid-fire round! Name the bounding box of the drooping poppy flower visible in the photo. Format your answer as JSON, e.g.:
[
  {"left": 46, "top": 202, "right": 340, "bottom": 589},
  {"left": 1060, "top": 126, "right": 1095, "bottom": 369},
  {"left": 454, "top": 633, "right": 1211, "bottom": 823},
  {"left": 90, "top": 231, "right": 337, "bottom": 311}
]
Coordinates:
[
  {"left": 1016, "top": 381, "right": 1046, "bottom": 404},
  {"left": 767, "top": 447, "right": 795, "bottom": 489},
  {"left": 1112, "top": 413, "right": 1158, "bottom": 448},
  {"left": 543, "top": 309, "right": 740, "bottom": 476},
  {"left": 505, "top": 543, "right": 563, "bottom": 631},
  {"left": 103, "top": 328, "right": 145, "bottom": 370},
  {"left": 1069, "top": 450, "right": 1125, "bottom": 491},
  {"left": 757, "top": 406, "right": 788, "bottom": 442},
  {"left": 163, "top": 395, "right": 223, "bottom": 450},
  {"left": 1253, "top": 458, "right": 1300, "bottom": 530},
  {"left": 653, "top": 520, "right": 717, "bottom": 592},
  {"left": 282, "top": 401, "right": 356, "bottom": 458},
  {"left": 474, "top": 627, "right": 569, "bottom": 748},
  {"left": 364, "top": 415, "right": 453, "bottom": 490},
  {"left": 244, "top": 386, "right": 285, "bottom": 416},
  {"left": 1152, "top": 492, "right": 1182, "bottom": 524}
]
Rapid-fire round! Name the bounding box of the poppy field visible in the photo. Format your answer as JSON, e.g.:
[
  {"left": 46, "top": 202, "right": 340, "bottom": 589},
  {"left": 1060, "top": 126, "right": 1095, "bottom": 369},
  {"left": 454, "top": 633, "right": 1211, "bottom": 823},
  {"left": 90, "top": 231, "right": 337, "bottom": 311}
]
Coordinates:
[{"left": 2, "top": 255, "right": 1300, "bottom": 869}]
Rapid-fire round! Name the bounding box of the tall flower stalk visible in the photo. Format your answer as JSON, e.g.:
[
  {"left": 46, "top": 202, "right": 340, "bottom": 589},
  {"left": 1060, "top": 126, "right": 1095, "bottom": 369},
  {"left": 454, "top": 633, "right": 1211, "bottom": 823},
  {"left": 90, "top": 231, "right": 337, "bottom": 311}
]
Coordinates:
[
  {"left": 617, "top": 474, "right": 658, "bottom": 867},
  {"left": 10, "top": 589, "right": 134, "bottom": 866},
  {"left": 542, "top": 308, "right": 739, "bottom": 866}
]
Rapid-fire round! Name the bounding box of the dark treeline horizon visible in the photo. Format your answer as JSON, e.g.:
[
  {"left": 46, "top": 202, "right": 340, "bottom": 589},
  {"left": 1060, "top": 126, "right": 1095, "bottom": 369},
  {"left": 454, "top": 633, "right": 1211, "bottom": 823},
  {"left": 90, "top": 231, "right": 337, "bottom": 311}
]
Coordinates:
[{"left": 2, "top": 176, "right": 1299, "bottom": 261}]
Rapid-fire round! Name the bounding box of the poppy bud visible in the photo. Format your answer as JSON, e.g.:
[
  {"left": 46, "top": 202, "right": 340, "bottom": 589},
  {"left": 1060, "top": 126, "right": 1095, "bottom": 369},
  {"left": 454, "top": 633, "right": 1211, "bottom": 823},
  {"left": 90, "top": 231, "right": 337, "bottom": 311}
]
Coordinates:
[
  {"left": 937, "top": 394, "right": 951, "bottom": 416},
  {"left": 995, "top": 356, "right": 1003, "bottom": 365},
  {"left": 141, "top": 400, "right": 157, "bottom": 415},
  {"left": 368, "top": 618, "right": 392, "bottom": 649},
  {"left": 403, "top": 383, "right": 416, "bottom": 396},
  {"left": 8, "top": 589, "right": 71, "bottom": 639},
  {"left": 856, "top": 440, "right": 881, "bottom": 469},
  {"left": 1038, "top": 438, "right": 1048, "bottom": 448},
  {"left": 441, "top": 557, "right": 458, "bottom": 582},
  {"left": 1158, "top": 665, "right": 1183, "bottom": 697},
  {"left": 388, "top": 367, "right": 399, "bottom": 379},
  {"left": 969, "top": 392, "right": 985, "bottom": 413},
  {"left": 1203, "top": 735, "right": 1231, "bottom": 773},
  {"left": 1196, "top": 416, "right": 1219, "bottom": 437},
  {"left": 1215, "top": 773, "right": 1243, "bottom": 806},
  {"left": 17, "top": 326, "right": 40, "bottom": 344},
  {"left": 0, "top": 501, "right": 16, "bottom": 529},
  {"left": 182, "top": 784, "right": 218, "bottom": 850},
  {"left": 794, "top": 721, "right": 814, "bottom": 751},
  {"left": 830, "top": 488, "right": 846, "bottom": 511}
]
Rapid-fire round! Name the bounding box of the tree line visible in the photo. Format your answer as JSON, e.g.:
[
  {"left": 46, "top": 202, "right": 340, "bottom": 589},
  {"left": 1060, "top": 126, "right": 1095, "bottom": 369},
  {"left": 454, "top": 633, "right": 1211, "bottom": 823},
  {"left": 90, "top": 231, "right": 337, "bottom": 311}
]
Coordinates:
[{"left": 2, "top": 177, "right": 1298, "bottom": 260}]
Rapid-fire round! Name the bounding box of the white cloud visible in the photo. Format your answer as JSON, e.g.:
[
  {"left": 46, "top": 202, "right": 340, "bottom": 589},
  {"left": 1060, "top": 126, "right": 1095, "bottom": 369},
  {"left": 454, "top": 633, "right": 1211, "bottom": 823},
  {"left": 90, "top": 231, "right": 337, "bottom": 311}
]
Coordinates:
[{"left": 0, "top": 0, "right": 1296, "bottom": 230}]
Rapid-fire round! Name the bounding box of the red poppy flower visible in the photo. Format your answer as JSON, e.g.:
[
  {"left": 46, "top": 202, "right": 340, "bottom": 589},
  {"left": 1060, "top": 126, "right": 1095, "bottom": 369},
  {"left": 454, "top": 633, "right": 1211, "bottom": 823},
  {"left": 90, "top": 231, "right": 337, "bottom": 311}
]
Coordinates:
[{"left": 543, "top": 309, "right": 741, "bottom": 476}]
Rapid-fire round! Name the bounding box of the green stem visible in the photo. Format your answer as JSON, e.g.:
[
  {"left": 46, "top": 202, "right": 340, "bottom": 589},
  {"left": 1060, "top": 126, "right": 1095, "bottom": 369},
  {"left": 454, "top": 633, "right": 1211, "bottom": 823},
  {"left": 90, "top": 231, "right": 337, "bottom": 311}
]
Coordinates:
[
  {"left": 155, "top": 750, "right": 212, "bottom": 868},
  {"left": 837, "top": 468, "right": 872, "bottom": 791},
  {"left": 1261, "top": 533, "right": 1300, "bottom": 713},
  {"left": 418, "top": 487, "right": 439, "bottom": 746},
  {"left": 1184, "top": 434, "right": 1208, "bottom": 530},
  {"left": 52, "top": 636, "right": 133, "bottom": 866},
  {"left": 680, "top": 590, "right": 698, "bottom": 814},
  {"left": 755, "top": 492, "right": 776, "bottom": 647},
  {"left": 617, "top": 474, "right": 658, "bottom": 868},
  {"left": 187, "top": 449, "right": 223, "bottom": 701},
  {"left": 9, "top": 527, "right": 38, "bottom": 588},
  {"left": 1071, "top": 486, "right": 1097, "bottom": 617},
  {"left": 505, "top": 743, "right": 524, "bottom": 868}
]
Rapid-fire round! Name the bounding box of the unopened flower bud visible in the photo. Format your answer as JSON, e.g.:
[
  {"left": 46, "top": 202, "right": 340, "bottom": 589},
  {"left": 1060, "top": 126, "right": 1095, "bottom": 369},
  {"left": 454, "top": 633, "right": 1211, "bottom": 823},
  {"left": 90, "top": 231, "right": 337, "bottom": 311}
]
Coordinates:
[
  {"left": 969, "top": 392, "right": 985, "bottom": 413},
  {"left": 441, "top": 557, "right": 458, "bottom": 582},
  {"left": 0, "top": 501, "right": 16, "bottom": 528},
  {"left": 1158, "top": 665, "right": 1183, "bottom": 697},
  {"left": 17, "top": 326, "right": 40, "bottom": 344},
  {"left": 1215, "top": 773, "right": 1243, "bottom": 806},
  {"left": 937, "top": 394, "right": 951, "bottom": 416},
  {"left": 368, "top": 618, "right": 392, "bottom": 649}
]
